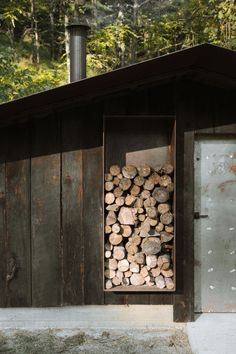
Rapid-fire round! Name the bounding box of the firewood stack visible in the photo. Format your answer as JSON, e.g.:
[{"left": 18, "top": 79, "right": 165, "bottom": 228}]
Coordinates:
[{"left": 104, "top": 163, "right": 175, "bottom": 290}]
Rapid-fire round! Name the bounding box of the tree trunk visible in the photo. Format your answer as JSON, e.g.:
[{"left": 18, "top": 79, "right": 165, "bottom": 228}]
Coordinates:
[{"left": 31, "top": 0, "right": 40, "bottom": 64}]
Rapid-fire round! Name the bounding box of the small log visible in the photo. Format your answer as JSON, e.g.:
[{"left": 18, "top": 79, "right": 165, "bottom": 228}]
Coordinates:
[
  {"left": 144, "top": 197, "right": 156, "bottom": 208},
  {"left": 157, "top": 203, "right": 171, "bottom": 215},
  {"left": 130, "top": 262, "right": 140, "bottom": 273},
  {"left": 104, "top": 242, "right": 113, "bottom": 251},
  {"left": 144, "top": 180, "right": 154, "bottom": 191},
  {"left": 104, "top": 269, "right": 116, "bottom": 279},
  {"left": 105, "top": 225, "right": 112, "bottom": 234},
  {"left": 130, "top": 185, "right": 141, "bottom": 197},
  {"left": 148, "top": 218, "right": 158, "bottom": 227},
  {"left": 118, "top": 207, "right": 135, "bottom": 225},
  {"left": 110, "top": 165, "right": 121, "bottom": 176},
  {"left": 156, "top": 222, "right": 164, "bottom": 232},
  {"left": 105, "top": 173, "right": 113, "bottom": 182},
  {"left": 160, "top": 212, "right": 173, "bottom": 225},
  {"left": 109, "top": 233, "right": 123, "bottom": 245},
  {"left": 119, "top": 178, "right": 132, "bottom": 191},
  {"left": 134, "top": 252, "right": 145, "bottom": 265},
  {"left": 160, "top": 231, "right": 174, "bottom": 243},
  {"left": 106, "top": 211, "right": 117, "bottom": 226},
  {"left": 105, "top": 279, "right": 113, "bottom": 289},
  {"left": 125, "top": 194, "right": 136, "bottom": 206},
  {"left": 105, "top": 181, "right": 114, "bottom": 191},
  {"left": 117, "top": 173, "right": 123, "bottom": 179},
  {"left": 129, "top": 234, "right": 141, "bottom": 246},
  {"left": 105, "top": 250, "right": 112, "bottom": 258},
  {"left": 155, "top": 275, "right": 166, "bottom": 289},
  {"left": 105, "top": 192, "right": 115, "bottom": 205},
  {"left": 165, "top": 224, "right": 174, "bottom": 233},
  {"left": 146, "top": 207, "right": 157, "bottom": 219},
  {"left": 159, "top": 175, "right": 172, "bottom": 187},
  {"left": 113, "top": 187, "right": 123, "bottom": 198},
  {"left": 140, "top": 266, "right": 149, "bottom": 278},
  {"left": 113, "top": 177, "right": 120, "bottom": 186},
  {"left": 112, "top": 276, "right": 121, "bottom": 286},
  {"left": 122, "top": 277, "right": 130, "bottom": 286},
  {"left": 121, "top": 225, "right": 132, "bottom": 237},
  {"left": 146, "top": 255, "right": 157, "bottom": 268},
  {"left": 162, "top": 163, "right": 174, "bottom": 175},
  {"left": 149, "top": 173, "right": 161, "bottom": 185},
  {"left": 134, "top": 198, "right": 144, "bottom": 208},
  {"left": 118, "top": 259, "right": 129, "bottom": 272},
  {"left": 140, "top": 190, "right": 151, "bottom": 200},
  {"left": 134, "top": 175, "right": 145, "bottom": 186},
  {"left": 122, "top": 165, "right": 137, "bottom": 179},
  {"left": 116, "top": 270, "right": 124, "bottom": 281},
  {"left": 141, "top": 237, "right": 161, "bottom": 255},
  {"left": 138, "top": 164, "right": 151, "bottom": 177},
  {"left": 112, "top": 223, "right": 121, "bottom": 234},
  {"left": 113, "top": 246, "right": 125, "bottom": 260},
  {"left": 138, "top": 214, "right": 146, "bottom": 222},
  {"left": 152, "top": 187, "right": 170, "bottom": 203},
  {"left": 165, "top": 277, "right": 175, "bottom": 290},
  {"left": 116, "top": 196, "right": 125, "bottom": 206},
  {"left": 157, "top": 254, "right": 171, "bottom": 270},
  {"left": 137, "top": 207, "right": 144, "bottom": 214},
  {"left": 161, "top": 268, "right": 174, "bottom": 277},
  {"left": 166, "top": 182, "right": 174, "bottom": 192},
  {"left": 124, "top": 270, "right": 132, "bottom": 278},
  {"left": 105, "top": 258, "right": 118, "bottom": 270},
  {"left": 125, "top": 242, "right": 138, "bottom": 255},
  {"left": 151, "top": 267, "right": 161, "bottom": 277},
  {"left": 127, "top": 253, "right": 136, "bottom": 263},
  {"left": 130, "top": 273, "right": 145, "bottom": 286},
  {"left": 106, "top": 204, "right": 120, "bottom": 212}
]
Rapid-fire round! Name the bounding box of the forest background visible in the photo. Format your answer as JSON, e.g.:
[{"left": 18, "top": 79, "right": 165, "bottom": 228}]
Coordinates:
[{"left": 0, "top": 0, "right": 235, "bottom": 104}]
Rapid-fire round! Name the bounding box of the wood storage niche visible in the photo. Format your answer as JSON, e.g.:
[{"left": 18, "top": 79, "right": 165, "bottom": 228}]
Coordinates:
[{"left": 104, "top": 116, "right": 176, "bottom": 292}]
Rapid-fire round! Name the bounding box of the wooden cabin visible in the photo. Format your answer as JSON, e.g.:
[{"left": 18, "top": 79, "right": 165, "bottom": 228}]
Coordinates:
[{"left": 0, "top": 44, "right": 235, "bottom": 322}]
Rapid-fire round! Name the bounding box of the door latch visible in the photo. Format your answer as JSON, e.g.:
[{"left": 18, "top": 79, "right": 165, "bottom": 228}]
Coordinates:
[{"left": 194, "top": 212, "right": 209, "bottom": 219}]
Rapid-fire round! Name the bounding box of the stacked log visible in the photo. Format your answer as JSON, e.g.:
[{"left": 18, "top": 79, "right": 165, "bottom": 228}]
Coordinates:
[{"left": 104, "top": 163, "right": 175, "bottom": 290}]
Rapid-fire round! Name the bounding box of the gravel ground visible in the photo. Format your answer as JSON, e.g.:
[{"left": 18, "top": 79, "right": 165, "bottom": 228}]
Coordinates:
[{"left": 0, "top": 328, "right": 192, "bottom": 354}]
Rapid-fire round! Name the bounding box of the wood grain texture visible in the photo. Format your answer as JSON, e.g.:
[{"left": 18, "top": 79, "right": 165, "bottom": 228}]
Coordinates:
[{"left": 0, "top": 146, "right": 6, "bottom": 307}]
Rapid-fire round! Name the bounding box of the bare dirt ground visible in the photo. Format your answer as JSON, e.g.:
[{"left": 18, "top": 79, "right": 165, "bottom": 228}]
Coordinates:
[{"left": 0, "top": 328, "right": 192, "bottom": 354}]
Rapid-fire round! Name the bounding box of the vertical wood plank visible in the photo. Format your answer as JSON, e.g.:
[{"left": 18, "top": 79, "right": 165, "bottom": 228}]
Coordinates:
[
  {"left": 31, "top": 118, "right": 61, "bottom": 306},
  {"left": 0, "top": 134, "right": 6, "bottom": 307}
]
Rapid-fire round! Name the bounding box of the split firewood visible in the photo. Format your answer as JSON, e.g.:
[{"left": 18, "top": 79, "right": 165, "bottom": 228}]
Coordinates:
[
  {"left": 157, "top": 203, "right": 171, "bottom": 214},
  {"left": 165, "top": 277, "right": 175, "bottom": 290},
  {"left": 160, "top": 231, "right": 174, "bottom": 243},
  {"left": 161, "top": 268, "right": 174, "bottom": 278},
  {"left": 105, "top": 251, "right": 112, "bottom": 258},
  {"left": 105, "top": 181, "right": 114, "bottom": 192},
  {"left": 124, "top": 270, "right": 132, "bottom": 278},
  {"left": 146, "top": 207, "right": 157, "bottom": 219},
  {"left": 134, "top": 252, "right": 145, "bottom": 265},
  {"left": 105, "top": 242, "right": 113, "bottom": 251},
  {"left": 152, "top": 187, "right": 170, "bottom": 203},
  {"left": 116, "top": 270, "right": 124, "bottom": 281},
  {"left": 127, "top": 253, "right": 136, "bottom": 263},
  {"left": 109, "top": 233, "right": 123, "bottom": 246},
  {"left": 130, "top": 262, "right": 140, "bottom": 273},
  {"left": 119, "top": 178, "right": 132, "bottom": 191},
  {"left": 125, "top": 242, "right": 138, "bottom": 255},
  {"left": 105, "top": 279, "right": 113, "bottom": 289},
  {"left": 113, "top": 177, "right": 120, "bottom": 186},
  {"left": 148, "top": 218, "right": 158, "bottom": 227},
  {"left": 110, "top": 165, "right": 121, "bottom": 176},
  {"left": 118, "top": 259, "right": 129, "bottom": 272},
  {"left": 122, "top": 277, "right": 130, "bottom": 286},
  {"left": 122, "top": 165, "right": 137, "bottom": 179},
  {"left": 117, "top": 173, "right": 123, "bottom": 179},
  {"left": 144, "top": 180, "right": 154, "bottom": 191},
  {"left": 125, "top": 195, "right": 136, "bottom": 206},
  {"left": 105, "top": 258, "right": 118, "bottom": 270},
  {"left": 138, "top": 164, "right": 151, "bottom": 177},
  {"left": 139, "top": 223, "right": 150, "bottom": 238},
  {"left": 140, "top": 266, "right": 149, "bottom": 278},
  {"left": 129, "top": 234, "right": 141, "bottom": 246},
  {"left": 106, "top": 204, "right": 120, "bottom": 212},
  {"left": 162, "top": 163, "right": 174, "bottom": 175},
  {"left": 113, "top": 246, "right": 126, "bottom": 260},
  {"left": 105, "top": 192, "right": 115, "bottom": 205},
  {"left": 166, "top": 182, "right": 174, "bottom": 192},
  {"left": 130, "top": 185, "right": 141, "bottom": 196},
  {"left": 104, "top": 269, "right": 116, "bottom": 279},
  {"left": 156, "top": 222, "right": 164, "bottom": 232},
  {"left": 160, "top": 212, "right": 173, "bottom": 225},
  {"left": 144, "top": 197, "right": 156, "bottom": 208},
  {"left": 116, "top": 196, "right": 125, "bottom": 207},
  {"left": 155, "top": 275, "right": 165, "bottom": 289},
  {"left": 113, "top": 187, "right": 123, "bottom": 198},
  {"left": 165, "top": 224, "right": 174, "bottom": 233},
  {"left": 146, "top": 255, "right": 157, "bottom": 268},
  {"left": 112, "top": 223, "right": 121, "bottom": 234},
  {"left": 121, "top": 225, "right": 132, "bottom": 237},
  {"left": 148, "top": 173, "right": 160, "bottom": 185},
  {"left": 134, "top": 198, "right": 144, "bottom": 208},
  {"left": 157, "top": 254, "right": 171, "bottom": 270},
  {"left": 118, "top": 207, "right": 135, "bottom": 225},
  {"left": 134, "top": 176, "right": 145, "bottom": 188},
  {"left": 140, "top": 190, "right": 151, "bottom": 200},
  {"left": 141, "top": 237, "right": 161, "bottom": 255},
  {"left": 105, "top": 173, "right": 113, "bottom": 182},
  {"left": 105, "top": 225, "right": 112, "bottom": 234},
  {"left": 112, "top": 276, "right": 121, "bottom": 286},
  {"left": 160, "top": 175, "right": 172, "bottom": 187},
  {"left": 151, "top": 267, "right": 161, "bottom": 277},
  {"left": 106, "top": 211, "right": 117, "bottom": 226},
  {"left": 130, "top": 273, "right": 145, "bottom": 286}
]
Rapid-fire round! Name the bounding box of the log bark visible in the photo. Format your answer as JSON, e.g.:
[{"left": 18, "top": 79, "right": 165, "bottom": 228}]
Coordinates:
[
  {"left": 166, "top": 182, "right": 174, "bottom": 192},
  {"left": 105, "top": 242, "right": 113, "bottom": 251}
]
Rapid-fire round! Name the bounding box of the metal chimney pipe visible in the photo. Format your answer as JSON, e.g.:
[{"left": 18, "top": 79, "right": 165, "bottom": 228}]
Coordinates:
[{"left": 67, "top": 23, "right": 90, "bottom": 82}]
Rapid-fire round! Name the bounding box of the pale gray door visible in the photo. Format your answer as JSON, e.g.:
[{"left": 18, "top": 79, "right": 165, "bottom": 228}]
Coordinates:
[{"left": 194, "top": 137, "right": 236, "bottom": 313}]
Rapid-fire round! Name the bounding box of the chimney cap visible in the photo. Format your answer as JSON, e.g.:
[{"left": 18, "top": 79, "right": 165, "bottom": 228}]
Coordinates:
[{"left": 66, "top": 22, "right": 90, "bottom": 31}]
